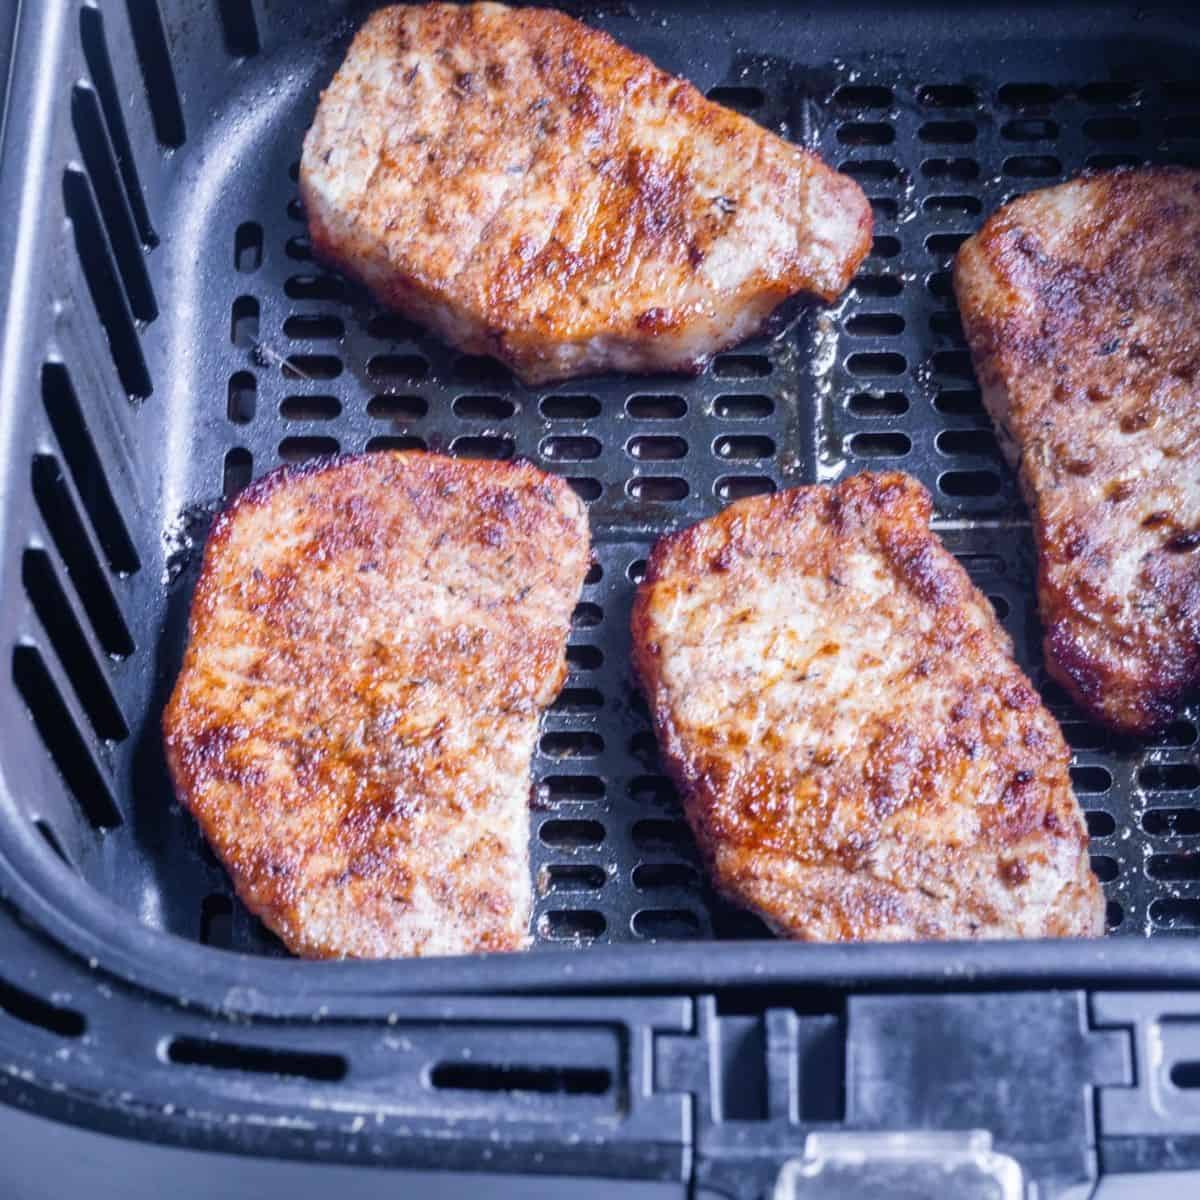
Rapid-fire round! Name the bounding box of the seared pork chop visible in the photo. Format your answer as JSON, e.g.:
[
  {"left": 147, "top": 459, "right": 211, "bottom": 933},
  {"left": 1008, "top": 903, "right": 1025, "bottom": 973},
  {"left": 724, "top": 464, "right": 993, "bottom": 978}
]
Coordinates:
[
  {"left": 955, "top": 168, "right": 1200, "bottom": 733},
  {"left": 631, "top": 472, "right": 1103, "bottom": 941},
  {"left": 163, "top": 452, "right": 589, "bottom": 958},
  {"left": 300, "top": 2, "right": 871, "bottom": 385}
]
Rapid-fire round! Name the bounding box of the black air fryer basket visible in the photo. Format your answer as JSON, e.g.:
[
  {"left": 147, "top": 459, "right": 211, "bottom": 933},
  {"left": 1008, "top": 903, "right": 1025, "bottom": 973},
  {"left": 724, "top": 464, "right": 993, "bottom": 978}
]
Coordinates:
[{"left": 1, "top": 2, "right": 1199, "bottom": 1196}]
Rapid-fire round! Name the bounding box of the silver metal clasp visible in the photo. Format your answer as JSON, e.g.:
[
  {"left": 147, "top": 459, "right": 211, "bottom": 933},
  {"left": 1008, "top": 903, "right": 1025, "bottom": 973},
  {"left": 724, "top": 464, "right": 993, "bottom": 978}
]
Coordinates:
[{"left": 774, "top": 1131, "right": 1025, "bottom": 1199}]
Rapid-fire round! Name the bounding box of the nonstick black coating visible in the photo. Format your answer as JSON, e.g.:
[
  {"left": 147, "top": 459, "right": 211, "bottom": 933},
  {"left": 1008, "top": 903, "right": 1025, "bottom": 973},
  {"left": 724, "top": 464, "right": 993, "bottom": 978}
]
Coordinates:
[{"left": 0, "top": 1, "right": 1197, "bottom": 997}]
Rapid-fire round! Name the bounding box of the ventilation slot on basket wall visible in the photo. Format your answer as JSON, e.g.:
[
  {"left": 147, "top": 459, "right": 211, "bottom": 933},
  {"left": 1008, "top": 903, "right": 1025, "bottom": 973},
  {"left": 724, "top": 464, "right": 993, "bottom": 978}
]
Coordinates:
[
  {"left": 632, "top": 909, "right": 702, "bottom": 939},
  {"left": 42, "top": 364, "right": 139, "bottom": 575},
  {"left": 539, "top": 910, "right": 607, "bottom": 940},
  {"left": 452, "top": 435, "right": 515, "bottom": 460},
  {"left": 0, "top": 973, "right": 85, "bottom": 1038},
  {"left": 284, "top": 314, "right": 343, "bottom": 341},
  {"left": 1151, "top": 899, "right": 1200, "bottom": 931},
  {"left": 230, "top": 296, "right": 259, "bottom": 348},
  {"left": 705, "top": 85, "right": 765, "bottom": 112},
  {"left": 235, "top": 222, "right": 263, "bottom": 273},
  {"left": 541, "top": 776, "right": 605, "bottom": 802},
  {"left": 543, "top": 864, "right": 607, "bottom": 894},
  {"left": 79, "top": 7, "right": 156, "bottom": 246},
  {"left": 217, "top": 0, "right": 261, "bottom": 58},
  {"left": 12, "top": 646, "right": 122, "bottom": 830},
  {"left": 223, "top": 448, "right": 253, "bottom": 497},
  {"left": 279, "top": 436, "right": 338, "bottom": 462},
  {"left": 122, "top": 0, "right": 185, "bottom": 147},
  {"left": 1144, "top": 809, "right": 1200, "bottom": 837},
  {"left": 22, "top": 550, "right": 127, "bottom": 741},
  {"left": 544, "top": 394, "right": 602, "bottom": 420},
  {"left": 713, "top": 354, "right": 771, "bottom": 379},
  {"left": 199, "top": 893, "right": 234, "bottom": 947},
  {"left": 31, "top": 456, "right": 134, "bottom": 658},
  {"left": 1171, "top": 1061, "right": 1200, "bottom": 1089},
  {"left": 551, "top": 687, "right": 603, "bottom": 713},
  {"left": 282, "top": 354, "right": 341, "bottom": 381},
  {"left": 835, "top": 84, "right": 894, "bottom": 109},
  {"left": 539, "top": 819, "right": 604, "bottom": 849},
  {"left": 62, "top": 170, "right": 152, "bottom": 399},
  {"left": 281, "top": 395, "right": 339, "bottom": 421},
  {"left": 454, "top": 394, "right": 515, "bottom": 420},
  {"left": 228, "top": 373, "right": 257, "bottom": 423},
  {"left": 367, "top": 435, "right": 426, "bottom": 453},
  {"left": 634, "top": 863, "right": 699, "bottom": 890},
  {"left": 368, "top": 395, "right": 427, "bottom": 420},
  {"left": 165, "top": 1037, "right": 347, "bottom": 1081},
  {"left": 430, "top": 1062, "right": 612, "bottom": 1095},
  {"left": 35, "top": 819, "right": 76, "bottom": 870},
  {"left": 71, "top": 85, "right": 157, "bottom": 321}
]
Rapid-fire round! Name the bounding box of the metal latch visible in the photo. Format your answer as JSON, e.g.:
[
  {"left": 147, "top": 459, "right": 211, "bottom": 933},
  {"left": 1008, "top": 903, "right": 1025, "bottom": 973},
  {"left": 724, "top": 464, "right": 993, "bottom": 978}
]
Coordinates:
[{"left": 774, "top": 1131, "right": 1024, "bottom": 1200}]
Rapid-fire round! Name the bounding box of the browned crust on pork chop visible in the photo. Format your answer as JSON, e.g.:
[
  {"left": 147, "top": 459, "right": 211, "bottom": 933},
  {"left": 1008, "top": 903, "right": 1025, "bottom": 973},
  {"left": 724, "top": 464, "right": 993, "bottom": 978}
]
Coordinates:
[
  {"left": 954, "top": 167, "right": 1200, "bottom": 732},
  {"left": 300, "top": 2, "right": 871, "bottom": 384},
  {"left": 163, "top": 451, "right": 589, "bottom": 958},
  {"left": 631, "top": 472, "right": 1103, "bottom": 942}
]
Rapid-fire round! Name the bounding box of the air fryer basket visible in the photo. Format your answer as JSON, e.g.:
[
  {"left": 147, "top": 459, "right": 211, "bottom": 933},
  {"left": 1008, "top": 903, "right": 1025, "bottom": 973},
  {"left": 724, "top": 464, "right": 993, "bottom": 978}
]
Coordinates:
[{"left": 2, "top": 0, "right": 1200, "bottom": 1011}]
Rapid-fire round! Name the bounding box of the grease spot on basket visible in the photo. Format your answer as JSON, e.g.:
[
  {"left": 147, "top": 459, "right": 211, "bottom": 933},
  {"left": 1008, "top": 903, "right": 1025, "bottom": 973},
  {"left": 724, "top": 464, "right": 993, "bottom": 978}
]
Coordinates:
[{"left": 161, "top": 501, "right": 222, "bottom": 588}]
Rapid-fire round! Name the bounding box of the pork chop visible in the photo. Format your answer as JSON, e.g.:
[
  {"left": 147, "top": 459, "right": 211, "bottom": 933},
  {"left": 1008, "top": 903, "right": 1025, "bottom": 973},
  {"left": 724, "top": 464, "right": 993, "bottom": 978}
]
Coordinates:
[
  {"left": 299, "top": 2, "right": 872, "bottom": 385},
  {"left": 162, "top": 452, "right": 589, "bottom": 958},
  {"left": 954, "top": 167, "right": 1200, "bottom": 733},
  {"left": 631, "top": 472, "right": 1104, "bottom": 941}
]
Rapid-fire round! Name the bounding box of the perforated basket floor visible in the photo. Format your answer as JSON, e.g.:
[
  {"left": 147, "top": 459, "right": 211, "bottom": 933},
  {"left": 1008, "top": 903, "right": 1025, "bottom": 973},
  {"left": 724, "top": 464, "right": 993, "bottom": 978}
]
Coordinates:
[{"left": 1, "top": 0, "right": 1199, "bottom": 980}]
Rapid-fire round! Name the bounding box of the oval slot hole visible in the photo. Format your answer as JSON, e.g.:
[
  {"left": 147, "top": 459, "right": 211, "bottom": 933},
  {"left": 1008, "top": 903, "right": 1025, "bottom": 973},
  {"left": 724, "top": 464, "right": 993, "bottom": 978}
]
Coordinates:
[
  {"left": 166, "top": 1037, "right": 346, "bottom": 1081},
  {"left": 430, "top": 1060, "right": 611, "bottom": 1094}
]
